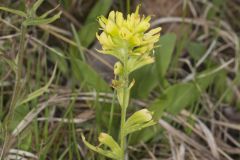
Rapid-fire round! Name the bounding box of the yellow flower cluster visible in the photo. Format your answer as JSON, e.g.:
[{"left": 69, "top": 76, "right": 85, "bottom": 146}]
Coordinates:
[{"left": 96, "top": 6, "right": 161, "bottom": 68}]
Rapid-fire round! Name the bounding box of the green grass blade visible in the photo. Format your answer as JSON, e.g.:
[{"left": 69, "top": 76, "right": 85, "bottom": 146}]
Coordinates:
[
  {"left": 0, "top": 6, "right": 27, "bottom": 17},
  {"left": 32, "top": 0, "right": 44, "bottom": 12},
  {"left": 155, "top": 33, "right": 176, "bottom": 83},
  {"left": 78, "top": 0, "right": 112, "bottom": 47},
  {"left": 23, "top": 11, "right": 62, "bottom": 26}
]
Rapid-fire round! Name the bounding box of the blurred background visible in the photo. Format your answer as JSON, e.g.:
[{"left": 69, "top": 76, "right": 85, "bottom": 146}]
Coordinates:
[{"left": 0, "top": 0, "right": 240, "bottom": 159}]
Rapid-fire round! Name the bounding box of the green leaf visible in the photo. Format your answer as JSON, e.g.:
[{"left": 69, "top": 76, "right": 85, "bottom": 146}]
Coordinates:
[
  {"left": 19, "top": 131, "right": 32, "bottom": 150},
  {"left": 23, "top": 11, "right": 62, "bottom": 26},
  {"left": 131, "top": 65, "right": 158, "bottom": 99},
  {"left": 78, "top": 0, "right": 112, "bottom": 47},
  {"left": 128, "top": 126, "right": 161, "bottom": 145},
  {"left": 150, "top": 69, "right": 216, "bottom": 119},
  {"left": 0, "top": 6, "right": 27, "bottom": 17},
  {"left": 70, "top": 24, "right": 85, "bottom": 61},
  {"left": 40, "top": 4, "right": 60, "bottom": 19},
  {"left": 49, "top": 48, "right": 68, "bottom": 74},
  {"left": 150, "top": 83, "right": 199, "bottom": 119},
  {"left": 0, "top": 56, "right": 17, "bottom": 73},
  {"left": 9, "top": 104, "right": 32, "bottom": 150},
  {"left": 10, "top": 104, "right": 29, "bottom": 130},
  {"left": 32, "top": 0, "right": 44, "bottom": 12},
  {"left": 187, "top": 42, "right": 206, "bottom": 61},
  {"left": 71, "top": 59, "right": 110, "bottom": 92},
  {"left": 207, "top": 0, "right": 225, "bottom": 19},
  {"left": 195, "top": 67, "right": 216, "bottom": 88},
  {"left": 155, "top": 33, "right": 176, "bottom": 82}
]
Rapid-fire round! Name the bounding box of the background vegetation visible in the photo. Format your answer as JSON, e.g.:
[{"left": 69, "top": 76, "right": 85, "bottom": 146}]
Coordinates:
[{"left": 0, "top": 0, "right": 240, "bottom": 159}]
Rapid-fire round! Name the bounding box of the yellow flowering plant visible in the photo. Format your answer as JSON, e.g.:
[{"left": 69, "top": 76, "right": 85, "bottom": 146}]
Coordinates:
[{"left": 82, "top": 6, "right": 161, "bottom": 160}]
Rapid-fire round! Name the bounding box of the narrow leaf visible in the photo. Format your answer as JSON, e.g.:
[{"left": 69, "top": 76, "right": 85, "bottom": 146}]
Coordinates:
[
  {"left": 32, "top": 0, "right": 44, "bottom": 12},
  {"left": 70, "top": 24, "right": 85, "bottom": 61},
  {"left": 1, "top": 56, "right": 17, "bottom": 73},
  {"left": 155, "top": 33, "right": 176, "bottom": 82},
  {"left": 40, "top": 4, "right": 60, "bottom": 18},
  {"left": 187, "top": 42, "right": 206, "bottom": 61},
  {"left": 0, "top": 6, "right": 27, "bottom": 17},
  {"left": 150, "top": 83, "right": 199, "bottom": 119},
  {"left": 23, "top": 11, "right": 62, "bottom": 26},
  {"left": 71, "top": 59, "right": 110, "bottom": 92},
  {"left": 79, "top": 0, "right": 112, "bottom": 47},
  {"left": 131, "top": 65, "right": 158, "bottom": 99}
]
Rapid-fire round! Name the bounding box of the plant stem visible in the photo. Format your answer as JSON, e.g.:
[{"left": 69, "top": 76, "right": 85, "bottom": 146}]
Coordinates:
[
  {"left": 108, "top": 90, "right": 116, "bottom": 134},
  {"left": 126, "top": 0, "right": 131, "bottom": 14},
  {"left": 7, "top": 25, "right": 27, "bottom": 122},
  {"left": 120, "top": 106, "right": 127, "bottom": 160},
  {"left": 120, "top": 54, "right": 129, "bottom": 160},
  {"left": 1, "top": 24, "right": 27, "bottom": 159}
]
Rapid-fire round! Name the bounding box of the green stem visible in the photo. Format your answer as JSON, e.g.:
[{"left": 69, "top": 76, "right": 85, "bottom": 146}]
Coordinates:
[
  {"left": 1, "top": 24, "right": 27, "bottom": 159},
  {"left": 120, "top": 54, "right": 129, "bottom": 160},
  {"left": 7, "top": 25, "right": 27, "bottom": 122},
  {"left": 120, "top": 106, "right": 127, "bottom": 159},
  {"left": 108, "top": 90, "right": 116, "bottom": 134},
  {"left": 126, "top": 0, "right": 130, "bottom": 14}
]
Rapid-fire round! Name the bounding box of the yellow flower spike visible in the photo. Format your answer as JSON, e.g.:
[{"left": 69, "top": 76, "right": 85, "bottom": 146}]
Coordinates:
[{"left": 96, "top": 5, "right": 161, "bottom": 66}]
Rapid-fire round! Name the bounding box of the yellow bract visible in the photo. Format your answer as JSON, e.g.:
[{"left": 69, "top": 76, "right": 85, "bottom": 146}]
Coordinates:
[
  {"left": 96, "top": 6, "right": 161, "bottom": 65},
  {"left": 123, "top": 109, "right": 156, "bottom": 136}
]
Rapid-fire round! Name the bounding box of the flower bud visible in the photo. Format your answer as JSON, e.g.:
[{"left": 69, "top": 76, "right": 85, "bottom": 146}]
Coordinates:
[{"left": 114, "top": 61, "right": 123, "bottom": 75}]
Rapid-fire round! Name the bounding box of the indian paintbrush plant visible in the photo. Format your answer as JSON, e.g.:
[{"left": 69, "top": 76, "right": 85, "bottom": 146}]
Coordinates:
[{"left": 82, "top": 6, "right": 161, "bottom": 160}]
